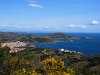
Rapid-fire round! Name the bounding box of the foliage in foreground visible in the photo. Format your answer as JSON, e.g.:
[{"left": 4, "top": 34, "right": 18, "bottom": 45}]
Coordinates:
[{"left": 0, "top": 47, "right": 100, "bottom": 75}]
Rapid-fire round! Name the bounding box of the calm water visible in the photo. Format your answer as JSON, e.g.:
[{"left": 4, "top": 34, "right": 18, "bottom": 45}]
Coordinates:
[{"left": 34, "top": 33, "right": 100, "bottom": 55}]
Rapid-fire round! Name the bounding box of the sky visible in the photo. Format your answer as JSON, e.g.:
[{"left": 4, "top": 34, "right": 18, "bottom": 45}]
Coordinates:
[{"left": 0, "top": 0, "right": 100, "bottom": 33}]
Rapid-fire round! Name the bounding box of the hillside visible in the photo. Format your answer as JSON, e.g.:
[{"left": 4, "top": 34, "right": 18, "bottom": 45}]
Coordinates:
[
  {"left": 0, "top": 47, "right": 100, "bottom": 75},
  {"left": 0, "top": 32, "right": 87, "bottom": 43}
]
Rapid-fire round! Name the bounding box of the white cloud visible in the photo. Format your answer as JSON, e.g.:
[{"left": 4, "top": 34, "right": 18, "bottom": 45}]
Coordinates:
[
  {"left": 66, "top": 24, "right": 87, "bottom": 28},
  {"left": 0, "top": 24, "right": 87, "bottom": 29},
  {"left": 0, "top": 24, "right": 87, "bottom": 32},
  {"left": 29, "top": 3, "right": 43, "bottom": 8},
  {"left": 28, "top": 0, "right": 43, "bottom": 8},
  {"left": 91, "top": 20, "right": 99, "bottom": 25}
]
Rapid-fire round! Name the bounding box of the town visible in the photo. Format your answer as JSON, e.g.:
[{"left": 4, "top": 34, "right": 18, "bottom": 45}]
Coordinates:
[{"left": 0, "top": 41, "right": 29, "bottom": 53}]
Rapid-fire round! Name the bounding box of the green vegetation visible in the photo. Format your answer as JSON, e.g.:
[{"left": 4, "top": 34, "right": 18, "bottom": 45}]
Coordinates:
[
  {"left": 0, "top": 47, "right": 100, "bottom": 75},
  {"left": 0, "top": 32, "right": 87, "bottom": 43}
]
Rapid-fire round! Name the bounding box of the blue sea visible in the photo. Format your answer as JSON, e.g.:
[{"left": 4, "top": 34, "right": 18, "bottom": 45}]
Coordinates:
[{"left": 34, "top": 33, "right": 100, "bottom": 55}]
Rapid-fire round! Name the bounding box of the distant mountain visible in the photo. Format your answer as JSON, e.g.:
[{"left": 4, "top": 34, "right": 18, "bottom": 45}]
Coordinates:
[{"left": 0, "top": 32, "right": 87, "bottom": 43}]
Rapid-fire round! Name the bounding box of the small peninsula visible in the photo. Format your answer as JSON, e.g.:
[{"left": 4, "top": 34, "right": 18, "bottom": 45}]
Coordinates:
[{"left": 0, "top": 32, "right": 87, "bottom": 43}]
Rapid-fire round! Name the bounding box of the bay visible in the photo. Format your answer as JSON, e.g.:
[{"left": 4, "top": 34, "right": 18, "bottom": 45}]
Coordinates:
[{"left": 33, "top": 33, "right": 100, "bottom": 55}]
